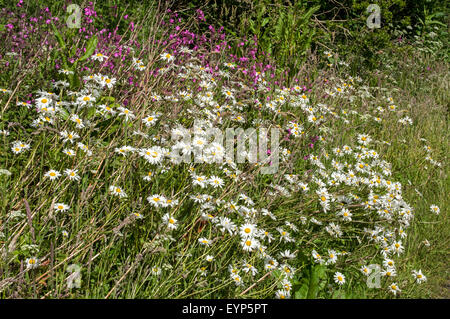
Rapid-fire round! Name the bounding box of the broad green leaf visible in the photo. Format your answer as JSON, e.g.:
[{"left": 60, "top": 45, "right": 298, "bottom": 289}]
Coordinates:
[
  {"left": 77, "top": 35, "right": 98, "bottom": 62},
  {"left": 59, "top": 107, "right": 70, "bottom": 121},
  {"left": 51, "top": 23, "right": 67, "bottom": 52},
  {"left": 294, "top": 277, "right": 310, "bottom": 299},
  {"left": 306, "top": 264, "right": 327, "bottom": 299},
  {"left": 51, "top": 23, "right": 68, "bottom": 68}
]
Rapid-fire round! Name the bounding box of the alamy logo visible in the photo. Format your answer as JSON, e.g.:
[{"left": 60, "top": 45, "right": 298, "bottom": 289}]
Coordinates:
[
  {"left": 66, "top": 264, "right": 82, "bottom": 289},
  {"left": 366, "top": 264, "right": 381, "bottom": 288},
  {"left": 170, "top": 121, "right": 280, "bottom": 174},
  {"left": 66, "top": 4, "right": 81, "bottom": 29},
  {"left": 366, "top": 4, "right": 381, "bottom": 29}
]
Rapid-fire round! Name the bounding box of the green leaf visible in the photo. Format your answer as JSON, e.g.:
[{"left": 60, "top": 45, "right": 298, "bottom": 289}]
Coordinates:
[
  {"left": 294, "top": 277, "right": 309, "bottom": 299},
  {"left": 86, "top": 106, "right": 97, "bottom": 119},
  {"left": 99, "top": 96, "right": 116, "bottom": 104},
  {"left": 51, "top": 23, "right": 67, "bottom": 52},
  {"left": 59, "top": 107, "right": 70, "bottom": 121},
  {"left": 77, "top": 35, "right": 98, "bottom": 62},
  {"left": 306, "top": 264, "right": 327, "bottom": 299},
  {"left": 51, "top": 23, "right": 68, "bottom": 68},
  {"left": 331, "top": 290, "right": 346, "bottom": 299}
]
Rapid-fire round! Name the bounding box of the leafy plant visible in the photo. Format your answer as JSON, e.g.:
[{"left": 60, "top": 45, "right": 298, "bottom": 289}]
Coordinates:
[
  {"left": 293, "top": 264, "right": 328, "bottom": 299},
  {"left": 50, "top": 23, "right": 98, "bottom": 89},
  {"left": 243, "top": 1, "right": 320, "bottom": 72}
]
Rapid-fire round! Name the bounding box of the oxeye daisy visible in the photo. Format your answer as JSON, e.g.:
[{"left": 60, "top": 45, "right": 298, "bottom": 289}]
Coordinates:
[
  {"left": 279, "top": 250, "right": 296, "bottom": 260},
  {"left": 197, "top": 266, "right": 208, "bottom": 276},
  {"left": 208, "top": 175, "right": 224, "bottom": 188},
  {"left": 334, "top": 272, "right": 345, "bottom": 285},
  {"left": 275, "top": 289, "right": 290, "bottom": 299},
  {"left": 17, "top": 101, "right": 32, "bottom": 108},
  {"left": 391, "top": 241, "right": 404, "bottom": 256},
  {"left": 54, "top": 203, "right": 70, "bottom": 212},
  {"left": 264, "top": 257, "right": 279, "bottom": 270},
  {"left": 60, "top": 130, "right": 80, "bottom": 144},
  {"left": 44, "top": 169, "right": 61, "bottom": 180},
  {"left": 217, "top": 216, "right": 236, "bottom": 235},
  {"left": 338, "top": 208, "right": 352, "bottom": 221},
  {"left": 58, "top": 69, "right": 74, "bottom": 75},
  {"left": 77, "top": 94, "right": 95, "bottom": 107},
  {"left": 143, "top": 170, "right": 153, "bottom": 181},
  {"left": 239, "top": 223, "right": 257, "bottom": 238},
  {"left": 242, "top": 262, "right": 258, "bottom": 276},
  {"left": 132, "top": 212, "right": 144, "bottom": 219},
  {"left": 388, "top": 282, "right": 401, "bottom": 296},
  {"left": 231, "top": 274, "right": 243, "bottom": 286},
  {"left": 11, "top": 141, "right": 30, "bottom": 154},
  {"left": 109, "top": 185, "right": 127, "bottom": 198},
  {"left": 97, "top": 104, "right": 117, "bottom": 116},
  {"left": 91, "top": 52, "right": 108, "bottom": 62},
  {"left": 382, "top": 259, "right": 395, "bottom": 268},
  {"left": 115, "top": 145, "right": 134, "bottom": 156},
  {"left": 25, "top": 257, "right": 39, "bottom": 270},
  {"left": 77, "top": 142, "right": 93, "bottom": 156},
  {"left": 198, "top": 237, "right": 211, "bottom": 246},
  {"left": 160, "top": 52, "right": 175, "bottom": 62},
  {"left": 36, "top": 96, "right": 52, "bottom": 109},
  {"left": 0, "top": 88, "right": 12, "bottom": 94},
  {"left": 151, "top": 266, "right": 161, "bottom": 276},
  {"left": 136, "top": 64, "right": 146, "bottom": 71},
  {"left": 147, "top": 194, "right": 166, "bottom": 207},
  {"left": 388, "top": 104, "right": 397, "bottom": 111},
  {"left": 162, "top": 213, "right": 178, "bottom": 230},
  {"left": 312, "top": 250, "right": 324, "bottom": 264},
  {"left": 117, "top": 106, "right": 136, "bottom": 121},
  {"left": 280, "top": 264, "right": 295, "bottom": 278},
  {"left": 132, "top": 57, "right": 144, "bottom": 66},
  {"left": 143, "top": 115, "right": 158, "bottom": 127},
  {"left": 63, "top": 148, "right": 76, "bottom": 157},
  {"left": 228, "top": 264, "right": 240, "bottom": 275},
  {"left": 357, "top": 133, "right": 372, "bottom": 145},
  {"left": 64, "top": 168, "right": 80, "bottom": 181},
  {"left": 430, "top": 205, "right": 440, "bottom": 215},
  {"left": 360, "top": 265, "right": 371, "bottom": 276},
  {"left": 192, "top": 175, "right": 207, "bottom": 188},
  {"left": 70, "top": 114, "right": 85, "bottom": 129},
  {"left": 276, "top": 226, "right": 293, "bottom": 242},
  {"left": 412, "top": 270, "right": 427, "bottom": 284},
  {"left": 241, "top": 237, "right": 259, "bottom": 252},
  {"left": 326, "top": 250, "right": 338, "bottom": 265},
  {"left": 140, "top": 147, "right": 164, "bottom": 165},
  {"left": 381, "top": 267, "right": 397, "bottom": 277},
  {"left": 101, "top": 76, "right": 116, "bottom": 89},
  {"left": 192, "top": 136, "right": 206, "bottom": 149}
]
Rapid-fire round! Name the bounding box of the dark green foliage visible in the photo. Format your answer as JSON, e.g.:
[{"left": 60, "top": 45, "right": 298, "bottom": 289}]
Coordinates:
[{"left": 172, "top": 0, "right": 448, "bottom": 71}]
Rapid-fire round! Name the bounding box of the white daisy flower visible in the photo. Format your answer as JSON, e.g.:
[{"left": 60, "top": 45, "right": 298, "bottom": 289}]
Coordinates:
[
  {"left": 208, "top": 175, "right": 224, "bottom": 188},
  {"left": 44, "top": 169, "right": 61, "bottom": 180},
  {"left": 147, "top": 194, "right": 166, "bottom": 208},
  {"left": 54, "top": 203, "right": 70, "bottom": 212},
  {"left": 91, "top": 52, "right": 108, "bottom": 62},
  {"left": 25, "top": 257, "right": 40, "bottom": 270},
  {"left": 334, "top": 272, "right": 345, "bottom": 285},
  {"left": 162, "top": 213, "right": 178, "bottom": 230},
  {"left": 64, "top": 169, "right": 81, "bottom": 181},
  {"left": 109, "top": 185, "right": 127, "bottom": 198}
]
